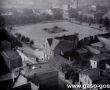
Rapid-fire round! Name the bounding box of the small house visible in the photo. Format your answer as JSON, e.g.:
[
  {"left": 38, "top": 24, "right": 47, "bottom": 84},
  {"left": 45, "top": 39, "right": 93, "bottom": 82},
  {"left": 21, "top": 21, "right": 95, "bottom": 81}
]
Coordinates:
[
  {"left": 43, "top": 38, "right": 60, "bottom": 60},
  {"left": 22, "top": 64, "right": 58, "bottom": 90},
  {"left": 79, "top": 69, "right": 101, "bottom": 85},
  {"left": 90, "top": 54, "right": 110, "bottom": 69}
]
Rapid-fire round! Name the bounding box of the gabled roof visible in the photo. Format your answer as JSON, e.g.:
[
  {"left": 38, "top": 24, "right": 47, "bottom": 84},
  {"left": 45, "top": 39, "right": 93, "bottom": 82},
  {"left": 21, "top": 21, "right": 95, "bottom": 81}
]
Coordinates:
[
  {"left": 47, "top": 38, "right": 60, "bottom": 50},
  {"left": 13, "top": 75, "right": 27, "bottom": 88},
  {"left": 24, "top": 63, "right": 57, "bottom": 76},
  {"left": 98, "top": 37, "right": 110, "bottom": 51},
  {"left": 51, "top": 39, "right": 60, "bottom": 50},
  {"left": 47, "top": 38, "right": 53, "bottom": 46},
  {"left": 12, "top": 82, "right": 31, "bottom": 90},
  {"left": 86, "top": 46, "right": 101, "bottom": 54},
  {"left": 91, "top": 42, "right": 103, "bottom": 48},
  {"left": 1, "top": 50, "right": 22, "bottom": 70},
  {"left": 55, "top": 40, "right": 74, "bottom": 54},
  {"left": 0, "top": 72, "right": 19, "bottom": 83},
  {"left": 2, "top": 50, "right": 21, "bottom": 60}
]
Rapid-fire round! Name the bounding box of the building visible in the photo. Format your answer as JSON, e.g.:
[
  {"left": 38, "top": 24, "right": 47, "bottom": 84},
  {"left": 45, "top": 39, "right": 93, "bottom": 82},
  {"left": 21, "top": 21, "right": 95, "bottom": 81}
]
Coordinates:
[
  {"left": 21, "top": 64, "right": 58, "bottom": 90},
  {"left": 0, "top": 53, "right": 10, "bottom": 75},
  {"left": 13, "top": 83, "right": 32, "bottom": 90},
  {"left": 44, "top": 34, "right": 79, "bottom": 59},
  {"left": 51, "top": 7, "right": 63, "bottom": 20},
  {"left": 79, "top": 69, "right": 101, "bottom": 85},
  {"left": 21, "top": 46, "right": 45, "bottom": 63},
  {"left": 43, "top": 38, "right": 60, "bottom": 60},
  {"left": 17, "top": 49, "right": 35, "bottom": 66},
  {"left": 20, "top": 38, "right": 59, "bottom": 63},
  {"left": 55, "top": 34, "right": 79, "bottom": 49},
  {"left": 62, "top": 4, "right": 70, "bottom": 19},
  {"left": 90, "top": 54, "right": 110, "bottom": 69},
  {"left": 1, "top": 50, "right": 22, "bottom": 70},
  {"left": 86, "top": 45, "right": 101, "bottom": 54},
  {"left": 0, "top": 72, "right": 19, "bottom": 90},
  {"left": 98, "top": 37, "right": 110, "bottom": 51},
  {"left": 12, "top": 75, "right": 39, "bottom": 90},
  {"left": 54, "top": 40, "right": 74, "bottom": 56},
  {"left": 95, "top": 76, "right": 110, "bottom": 90}
]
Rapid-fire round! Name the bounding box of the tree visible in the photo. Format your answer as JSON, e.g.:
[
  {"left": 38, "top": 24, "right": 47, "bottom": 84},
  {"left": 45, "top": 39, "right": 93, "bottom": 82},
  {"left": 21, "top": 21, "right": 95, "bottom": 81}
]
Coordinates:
[
  {"left": 25, "top": 37, "right": 30, "bottom": 43},
  {"left": 21, "top": 36, "right": 26, "bottom": 42},
  {"left": 0, "top": 40, "right": 11, "bottom": 51},
  {"left": 17, "top": 33, "right": 22, "bottom": 39},
  {"left": 30, "top": 40, "right": 34, "bottom": 45},
  {"left": 53, "top": 26, "right": 59, "bottom": 29}
]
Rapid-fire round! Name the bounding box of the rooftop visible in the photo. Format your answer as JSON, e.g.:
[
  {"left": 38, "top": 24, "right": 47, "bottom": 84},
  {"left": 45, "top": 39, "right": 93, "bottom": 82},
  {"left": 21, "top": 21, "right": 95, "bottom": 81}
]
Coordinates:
[
  {"left": 55, "top": 40, "right": 74, "bottom": 53},
  {"left": 2, "top": 50, "right": 21, "bottom": 60},
  {"left": 55, "top": 34, "right": 79, "bottom": 41},
  {"left": 91, "top": 42, "right": 104, "bottom": 48},
  {"left": 47, "top": 38, "right": 60, "bottom": 50},
  {"left": 76, "top": 48, "right": 88, "bottom": 54},
  {"left": 90, "top": 53, "right": 110, "bottom": 61},
  {"left": 23, "top": 63, "right": 57, "bottom": 76},
  {"left": 0, "top": 72, "right": 19, "bottom": 82}
]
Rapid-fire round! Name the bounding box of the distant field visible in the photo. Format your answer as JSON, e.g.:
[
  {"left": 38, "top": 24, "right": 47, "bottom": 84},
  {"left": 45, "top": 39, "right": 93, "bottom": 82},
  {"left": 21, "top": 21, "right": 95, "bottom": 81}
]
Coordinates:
[{"left": 12, "top": 21, "right": 106, "bottom": 47}]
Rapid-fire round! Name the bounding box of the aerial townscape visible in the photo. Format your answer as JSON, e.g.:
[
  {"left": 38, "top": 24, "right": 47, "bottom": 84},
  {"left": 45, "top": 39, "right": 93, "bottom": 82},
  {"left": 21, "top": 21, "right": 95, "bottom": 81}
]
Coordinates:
[{"left": 1, "top": 0, "right": 110, "bottom": 90}]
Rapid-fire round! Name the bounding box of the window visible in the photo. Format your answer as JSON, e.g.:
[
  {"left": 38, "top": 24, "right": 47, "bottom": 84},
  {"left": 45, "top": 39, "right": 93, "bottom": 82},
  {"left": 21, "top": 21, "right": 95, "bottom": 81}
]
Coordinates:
[{"left": 94, "top": 62, "right": 96, "bottom": 65}]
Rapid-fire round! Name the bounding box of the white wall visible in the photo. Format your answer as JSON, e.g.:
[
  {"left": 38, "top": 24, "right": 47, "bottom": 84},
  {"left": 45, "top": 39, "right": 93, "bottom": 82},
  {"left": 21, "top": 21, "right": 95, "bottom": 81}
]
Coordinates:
[
  {"left": 79, "top": 74, "right": 92, "bottom": 85},
  {"left": 90, "top": 60, "right": 97, "bottom": 69}
]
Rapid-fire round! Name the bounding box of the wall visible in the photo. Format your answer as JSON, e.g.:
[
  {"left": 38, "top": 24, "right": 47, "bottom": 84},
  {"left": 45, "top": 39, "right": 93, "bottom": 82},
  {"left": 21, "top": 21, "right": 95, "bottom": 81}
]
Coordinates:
[{"left": 79, "top": 74, "right": 92, "bottom": 85}]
